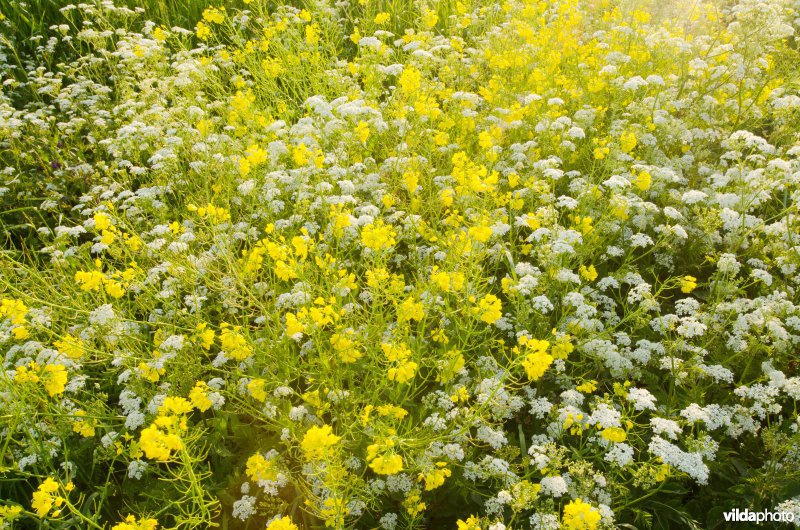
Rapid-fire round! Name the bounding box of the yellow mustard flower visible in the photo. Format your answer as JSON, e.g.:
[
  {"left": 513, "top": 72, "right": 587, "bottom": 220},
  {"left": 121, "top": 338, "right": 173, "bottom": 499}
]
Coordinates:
[
  {"left": 301, "top": 424, "right": 340, "bottom": 460},
  {"left": 562, "top": 498, "right": 601, "bottom": 530}
]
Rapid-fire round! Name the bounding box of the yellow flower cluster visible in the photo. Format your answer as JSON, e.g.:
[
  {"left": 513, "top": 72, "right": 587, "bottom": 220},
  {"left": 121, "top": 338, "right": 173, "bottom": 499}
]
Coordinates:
[
  {"left": 300, "top": 424, "right": 340, "bottom": 461},
  {"left": 418, "top": 462, "right": 451, "bottom": 490},
  {"left": 266, "top": 516, "right": 299, "bottom": 530},
  {"left": 246, "top": 452, "right": 278, "bottom": 482},
  {"left": 5, "top": 0, "right": 800, "bottom": 527},
  {"left": 14, "top": 362, "right": 68, "bottom": 397},
  {"left": 472, "top": 294, "right": 502, "bottom": 324},
  {"left": 382, "top": 342, "right": 418, "bottom": 383},
  {"left": 111, "top": 515, "right": 159, "bottom": 530},
  {"left": 562, "top": 498, "right": 601, "bottom": 530},
  {"left": 518, "top": 337, "right": 554, "bottom": 381},
  {"left": 31, "top": 478, "right": 72, "bottom": 518},
  {"left": 138, "top": 397, "right": 194, "bottom": 461},
  {"left": 367, "top": 432, "right": 404, "bottom": 475},
  {"left": 361, "top": 220, "right": 397, "bottom": 251},
  {"left": 219, "top": 324, "right": 253, "bottom": 360}
]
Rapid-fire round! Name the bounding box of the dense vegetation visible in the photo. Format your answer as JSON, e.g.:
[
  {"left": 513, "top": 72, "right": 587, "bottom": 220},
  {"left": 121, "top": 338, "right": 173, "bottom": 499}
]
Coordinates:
[{"left": 2, "top": 0, "right": 800, "bottom": 528}]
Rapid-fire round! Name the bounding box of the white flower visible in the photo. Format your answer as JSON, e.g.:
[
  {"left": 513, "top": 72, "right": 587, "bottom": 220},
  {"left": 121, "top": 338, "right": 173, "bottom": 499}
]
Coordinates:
[
  {"left": 648, "top": 436, "right": 709, "bottom": 484},
  {"left": 232, "top": 495, "right": 256, "bottom": 521},
  {"left": 627, "top": 387, "right": 657, "bottom": 410},
  {"left": 540, "top": 475, "right": 568, "bottom": 497},
  {"left": 650, "top": 418, "right": 682, "bottom": 439},
  {"left": 605, "top": 442, "right": 634, "bottom": 466}
]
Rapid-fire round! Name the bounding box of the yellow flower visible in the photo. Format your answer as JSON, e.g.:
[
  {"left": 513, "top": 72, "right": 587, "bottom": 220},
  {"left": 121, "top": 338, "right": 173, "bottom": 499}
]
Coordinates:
[
  {"left": 431, "top": 269, "right": 452, "bottom": 291},
  {"left": 376, "top": 404, "right": 408, "bottom": 420},
  {"left": 562, "top": 498, "right": 601, "bottom": 530},
  {"left": 403, "top": 170, "right": 420, "bottom": 193},
  {"left": 518, "top": 337, "right": 553, "bottom": 381},
  {"left": 419, "top": 462, "right": 451, "bottom": 490},
  {"left": 112, "top": 514, "right": 159, "bottom": 530},
  {"left": 160, "top": 396, "right": 193, "bottom": 416},
  {"left": 31, "top": 477, "right": 62, "bottom": 517},
  {"left": 246, "top": 453, "right": 278, "bottom": 482},
  {"left": 194, "top": 323, "right": 215, "bottom": 350},
  {"left": 632, "top": 170, "right": 652, "bottom": 191},
  {"left": 551, "top": 335, "right": 574, "bottom": 359},
  {"left": 593, "top": 146, "right": 609, "bottom": 159},
  {"left": 75, "top": 270, "right": 105, "bottom": 291},
  {"left": 219, "top": 324, "right": 253, "bottom": 360},
  {"left": 451, "top": 151, "right": 497, "bottom": 193},
  {"left": 291, "top": 236, "right": 308, "bottom": 261},
  {"left": 301, "top": 424, "right": 340, "bottom": 460},
  {"left": 579, "top": 264, "right": 598, "bottom": 282},
  {"left": 14, "top": 362, "right": 40, "bottom": 386},
  {"left": 274, "top": 259, "right": 299, "bottom": 281},
  {"left": 436, "top": 350, "right": 465, "bottom": 383},
  {"left": 600, "top": 427, "right": 627, "bottom": 443},
  {"left": 245, "top": 144, "right": 268, "bottom": 166},
  {"left": 397, "top": 296, "right": 424, "bottom": 323},
  {"left": 576, "top": 380, "right": 598, "bottom": 393},
  {"left": 522, "top": 350, "right": 553, "bottom": 381},
  {"left": 620, "top": 130, "right": 637, "bottom": 153},
  {"left": 0, "top": 298, "right": 27, "bottom": 325},
  {"left": 291, "top": 143, "right": 310, "bottom": 166},
  {"left": 371, "top": 453, "right": 404, "bottom": 475},
  {"left": 192, "top": 202, "right": 230, "bottom": 223},
  {"left": 305, "top": 24, "right": 320, "bottom": 46},
  {"left": 361, "top": 220, "right": 397, "bottom": 251},
  {"left": 239, "top": 157, "right": 251, "bottom": 177},
  {"left": 285, "top": 312, "right": 305, "bottom": 337},
  {"left": 248, "top": 378, "right": 268, "bottom": 401},
  {"left": 382, "top": 342, "right": 417, "bottom": 383},
  {"left": 388, "top": 359, "right": 418, "bottom": 384},
  {"left": 574, "top": 216, "right": 593, "bottom": 235},
  {"left": 654, "top": 464, "right": 670, "bottom": 482},
  {"left": 680, "top": 275, "right": 697, "bottom": 293},
  {"left": 139, "top": 422, "right": 183, "bottom": 461},
  {"left": 41, "top": 364, "right": 68, "bottom": 396},
  {"left": 189, "top": 382, "right": 213, "bottom": 412},
  {"left": 124, "top": 233, "right": 143, "bottom": 251},
  {"left": 103, "top": 279, "right": 125, "bottom": 299},
  {"left": 195, "top": 21, "right": 211, "bottom": 40},
  {"left": 355, "top": 120, "right": 370, "bottom": 143},
  {"left": 439, "top": 187, "right": 455, "bottom": 207},
  {"left": 374, "top": 12, "right": 390, "bottom": 25},
  {"left": 72, "top": 410, "right": 96, "bottom": 437},
  {"left": 474, "top": 294, "right": 502, "bottom": 324},
  {"left": 12, "top": 326, "right": 29, "bottom": 340},
  {"left": 0, "top": 505, "right": 22, "bottom": 523},
  {"left": 399, "top": 66, "right": 422, "bottom": 95},
  {"left": 403, "top": 490, "right": 426, "bottom": 517},
  {"left": 202, "top": 6, "right": 225, "bottom": 24},
  {"left": 266, "top": 516, "right": 299, "bottom": 530},
  {"left": 468, "top": 224, "right": 493, "bottom": 242},
  {"left": 478, "top": 130, "right": 493, "bottom": 149},
  {"left": 93, "top": 212, "right": 112, "bottom": 231},
  {"left": 456, "top": 515, "right": 482, "bottom": 530},
  {"left": 53, "top": 334, "right": 85, "bottom": 360},
  {"left": 331, "top": 331, "right": 362, "bottom": 363},
  {"left": 321, "top": 496, "right": 349, "bottom": 528},
  {"left": 422, "top": 8, "right": 439, "bottom": 28}
]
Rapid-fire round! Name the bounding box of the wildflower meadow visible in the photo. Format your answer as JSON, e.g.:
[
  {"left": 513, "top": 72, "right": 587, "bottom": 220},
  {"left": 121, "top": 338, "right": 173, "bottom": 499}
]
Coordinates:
[{"left": 1, "top": 0, "right": 800, "bottom": 528}]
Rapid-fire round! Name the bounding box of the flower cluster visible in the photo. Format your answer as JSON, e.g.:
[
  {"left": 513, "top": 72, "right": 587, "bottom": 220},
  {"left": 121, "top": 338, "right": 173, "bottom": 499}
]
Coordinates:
[{"left": 2, "top": 0, "right": 800, "bottom": 528}]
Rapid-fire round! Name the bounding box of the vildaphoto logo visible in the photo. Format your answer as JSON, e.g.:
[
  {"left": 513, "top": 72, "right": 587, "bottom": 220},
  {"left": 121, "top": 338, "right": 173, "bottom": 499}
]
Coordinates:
[{"left": 723, "top": 508, "right": 795, "bottom": 524}]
